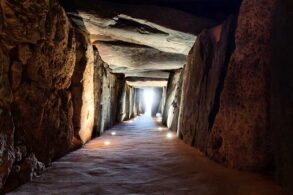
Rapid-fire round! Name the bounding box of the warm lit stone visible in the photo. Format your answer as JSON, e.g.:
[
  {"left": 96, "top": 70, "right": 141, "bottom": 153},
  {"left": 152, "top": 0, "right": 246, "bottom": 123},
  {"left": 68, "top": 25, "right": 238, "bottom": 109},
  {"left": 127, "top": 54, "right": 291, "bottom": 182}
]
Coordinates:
[{"left": 0, "top": 0, "right": 96, "bottom": 191}]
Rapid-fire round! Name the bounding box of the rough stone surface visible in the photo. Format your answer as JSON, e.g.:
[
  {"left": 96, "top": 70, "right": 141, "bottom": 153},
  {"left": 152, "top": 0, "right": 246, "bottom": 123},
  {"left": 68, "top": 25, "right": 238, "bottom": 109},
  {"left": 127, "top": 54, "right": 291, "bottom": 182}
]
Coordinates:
[
  {"left": 162, "top": 69, "right": 182, "bottom": 128},
  {"left": 71, "top": 30, "right": 95, "bottom": 144},
  {"left": 65, "top": 0, "right": 216, "bottom": 35},
  {"left": 99, "top": 71, "right": 124, "bottom": 134},
  {"left": 0, "top": 108, "right": 14, "bottom": 190},
  {"left": 178, "top": 16, "right": 236, "bottom": 153},
  {"left": 96, "top": 42, "right": 186, "bottom": 73},
  {"left": 125, "top": 71, "right": 169, "bottom": 79},
  {"left": 64, "top": 1, "right": 202, "bottom": 81},
  {"left": 158, "top": 87, "right": 166, "bottom": 115},
  {"left": 208, "top": 0, "right": 277, "bottom": 171},
  {"left": 92, "top": 47, "right": 104, "bottom": 138},
  {"left": 151, "top": 88, "right": 163, "bottom": 116},
  {"left": 129, "top": 88, "right": 144, "bottom": 118},
  {"left": 0, "top": 0, "right": 97, "bottom": 191},
  {"left": 119, "top": 84, "right": 137, "bottom": 121},
  {"left": 68, "top": 10, "right": 196, "bottom": 55},
  {"left": 170, "top": 68, "right": 184, "bottom": 133}
]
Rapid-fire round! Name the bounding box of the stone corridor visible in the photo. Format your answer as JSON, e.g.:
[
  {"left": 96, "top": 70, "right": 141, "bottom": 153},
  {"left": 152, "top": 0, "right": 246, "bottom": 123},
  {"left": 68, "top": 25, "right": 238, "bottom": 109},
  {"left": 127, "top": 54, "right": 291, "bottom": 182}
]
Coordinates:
[{"left": 10, "top": 115, "right": 283, "bottom": 195}]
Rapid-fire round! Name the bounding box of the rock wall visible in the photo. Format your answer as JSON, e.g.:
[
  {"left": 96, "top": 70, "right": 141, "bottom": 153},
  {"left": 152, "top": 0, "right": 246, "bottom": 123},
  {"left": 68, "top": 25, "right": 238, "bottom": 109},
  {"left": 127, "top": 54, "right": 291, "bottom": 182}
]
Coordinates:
[
  {"left": 170, "top": 69, "right": 184, "bottom": 133},
  {"left": 208, "top": 0, "right": 277, "bottom": 171},
  {"left": 271, "top": 0, "right": 293, "bottom": 193},
  {"left": 177, "top": 0, "right": 279, "bottom": 173},
  {"left": 158, "top": 87, "right": 166, "bottom": 115},
  {"left": 99, "top": 71, "right": 124, "bottom": 133},
  {"left": 92, "top": 47, "right": 104, "bottom": 137},
  {"left": 128, "top": 87, "right": 135, "bottom": 119},
  {"left": 0, "top": 0, "right": 99, "bottom": 191},
  {"left": 118, "top": 84, "right": 143, "bottom": 121},
  {"left": 151, "top": 88, "right": 163, "bottom": 116},
  {"left": 162, "top": 69, "right": 182, "bottom": 129},
  {"left": 71, "top": 31, "right": 95, "bottom": 144},
  {"left": 132, "top": 88, "right": 143, "bottom": 117},
  {"left": 132, "top": 88, "right": 139, "bottom": 117},
  {"left": 119, "top": 84, "right": 130, "bottom": 121},
  {"left": 178, "top": 16, "right": 236, "bottom": 152}
]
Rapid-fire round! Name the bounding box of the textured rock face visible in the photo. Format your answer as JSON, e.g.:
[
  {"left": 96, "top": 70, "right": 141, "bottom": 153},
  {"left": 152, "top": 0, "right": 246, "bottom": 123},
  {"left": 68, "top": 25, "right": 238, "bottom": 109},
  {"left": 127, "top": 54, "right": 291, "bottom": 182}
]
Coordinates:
[
  {"left": 64, "top": 0, "right": 199, "bottom": 86},
  {"left": 0, "top": 0, "right": 96, "bottom": 191},
  {"left": 271, "top": 0, "right": 293, "bottom": 193},
  {"left": 151, "top": 88, "right": 163, "bottom": 116},
  {"left": 71, "top": 31, "right": 95, "bottom": 144},
  {"left": 178, "top": 16, "right": 236, "bottom": 152},
  {"left": 68, "top": 9, "right": 196, "bottom": 55},
  {"left": 119, "top": 84, "right": 136, "bottom": 121},
  {"left": 162, "top": 69, "right": 182, "bottom": 129},
  {"left": 132, "top": 88, "right": 144, "bottom": 116},
  {"left": 0, "top": 108, "right": 14, "bottom": 190},
  {"left": 208, "top": 0, "right": 277, "bottom": 171},
  {"left": 170, "top": 68, "right": 184, "bottom": 133},
  {"left": 96, "top": 42, "right": 186, "bottom": 73},
  {"left": 92, "top": 48, "right": 104, "bottom": 137},
  {"left": 99, "top": 72, "right": 125, "bottom": 133}
]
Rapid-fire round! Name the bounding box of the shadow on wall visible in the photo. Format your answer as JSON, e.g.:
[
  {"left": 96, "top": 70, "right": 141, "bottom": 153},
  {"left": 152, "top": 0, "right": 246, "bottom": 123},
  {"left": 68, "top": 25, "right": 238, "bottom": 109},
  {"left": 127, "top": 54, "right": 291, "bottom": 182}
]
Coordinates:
[{"left": 271, "top": 0, "right": 293, "bottom": 193}]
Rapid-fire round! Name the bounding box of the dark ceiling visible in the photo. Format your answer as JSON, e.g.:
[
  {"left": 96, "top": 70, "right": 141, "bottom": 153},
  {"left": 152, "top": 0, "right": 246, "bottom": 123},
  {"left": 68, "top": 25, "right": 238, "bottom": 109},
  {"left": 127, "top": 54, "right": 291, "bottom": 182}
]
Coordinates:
[
  {"left": 106, "top": 0, "right": 242, "bottom": 21},
  {"left": 60, "top": 0, "right": 242, "bottom": 22}
]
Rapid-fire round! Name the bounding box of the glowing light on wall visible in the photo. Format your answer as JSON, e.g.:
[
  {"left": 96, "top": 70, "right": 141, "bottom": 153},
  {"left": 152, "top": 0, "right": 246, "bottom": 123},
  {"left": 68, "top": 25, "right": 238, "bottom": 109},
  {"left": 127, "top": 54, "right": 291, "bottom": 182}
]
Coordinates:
[{"left": 144, "top": 88, "right": 154, "bottom": 116}]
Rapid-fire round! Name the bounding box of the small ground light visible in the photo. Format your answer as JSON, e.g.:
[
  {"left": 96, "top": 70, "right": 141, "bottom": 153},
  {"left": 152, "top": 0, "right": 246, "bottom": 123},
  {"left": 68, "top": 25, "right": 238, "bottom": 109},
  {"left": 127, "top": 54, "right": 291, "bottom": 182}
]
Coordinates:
[
  {"left": 129, "top": 120, "right": 133, "bottom": 123},
  {"left": 104, "top": 140, "right": 111, "bottom": 145},
  {"left": 156, "top": 113, "right": 162, "bottom": 117},
  {"left": 158, "top": 127, "right": 163, "bottom": 131},
  {"left": 166, "top": 132, "right": 173, "bottom": 139},
  {"left": 111, "top": 131, "right": 116, "bottom": 136}
]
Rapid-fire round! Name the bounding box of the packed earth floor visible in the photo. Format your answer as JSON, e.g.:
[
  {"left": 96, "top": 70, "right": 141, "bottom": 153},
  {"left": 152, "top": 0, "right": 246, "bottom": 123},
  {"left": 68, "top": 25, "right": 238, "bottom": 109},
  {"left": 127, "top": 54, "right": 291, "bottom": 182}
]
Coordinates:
[{"left": 10, "top": 115, "right": 284, "bottom": 195}]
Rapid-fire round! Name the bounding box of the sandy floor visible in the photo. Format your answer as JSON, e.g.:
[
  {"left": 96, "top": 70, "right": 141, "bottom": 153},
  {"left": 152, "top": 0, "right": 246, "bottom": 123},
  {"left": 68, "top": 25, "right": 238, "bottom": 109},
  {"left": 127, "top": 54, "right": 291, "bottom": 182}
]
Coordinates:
[{"left": 10, "top": 115, "right": 284, "bottom": 195}]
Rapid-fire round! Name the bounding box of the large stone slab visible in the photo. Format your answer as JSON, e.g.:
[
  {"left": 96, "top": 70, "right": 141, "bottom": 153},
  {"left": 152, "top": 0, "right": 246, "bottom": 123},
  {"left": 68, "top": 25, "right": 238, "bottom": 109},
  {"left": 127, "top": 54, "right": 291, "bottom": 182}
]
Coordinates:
[
  {"left": 178, "top": 16, "right": 236, "bottom": 153},
  {"left": 208, "top": 0, "right": 277, "bottom": 171}
]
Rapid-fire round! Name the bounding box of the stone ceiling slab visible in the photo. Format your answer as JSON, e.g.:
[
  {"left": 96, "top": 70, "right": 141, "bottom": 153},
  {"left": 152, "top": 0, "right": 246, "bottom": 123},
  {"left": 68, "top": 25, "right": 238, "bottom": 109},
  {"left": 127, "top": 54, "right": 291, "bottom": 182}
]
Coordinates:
[
  {"left": 124, "top": 71, "right": 170, "bottom": 79},
  {"left": 126, "top": 80, "right": 168, "bottom": 87},
  {"left": 95, "top": 41, "right": 186, "bottom": 73},
  {"left": 69, "top": 12, "right": 196, "bottom": 55}
]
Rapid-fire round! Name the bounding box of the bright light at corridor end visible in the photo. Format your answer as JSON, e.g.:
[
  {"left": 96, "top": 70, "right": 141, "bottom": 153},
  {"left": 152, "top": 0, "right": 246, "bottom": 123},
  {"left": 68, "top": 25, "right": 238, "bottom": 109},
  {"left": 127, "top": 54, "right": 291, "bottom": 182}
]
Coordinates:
[{"left": 144, "top": 88, "right": 154, "bottom": 116}]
